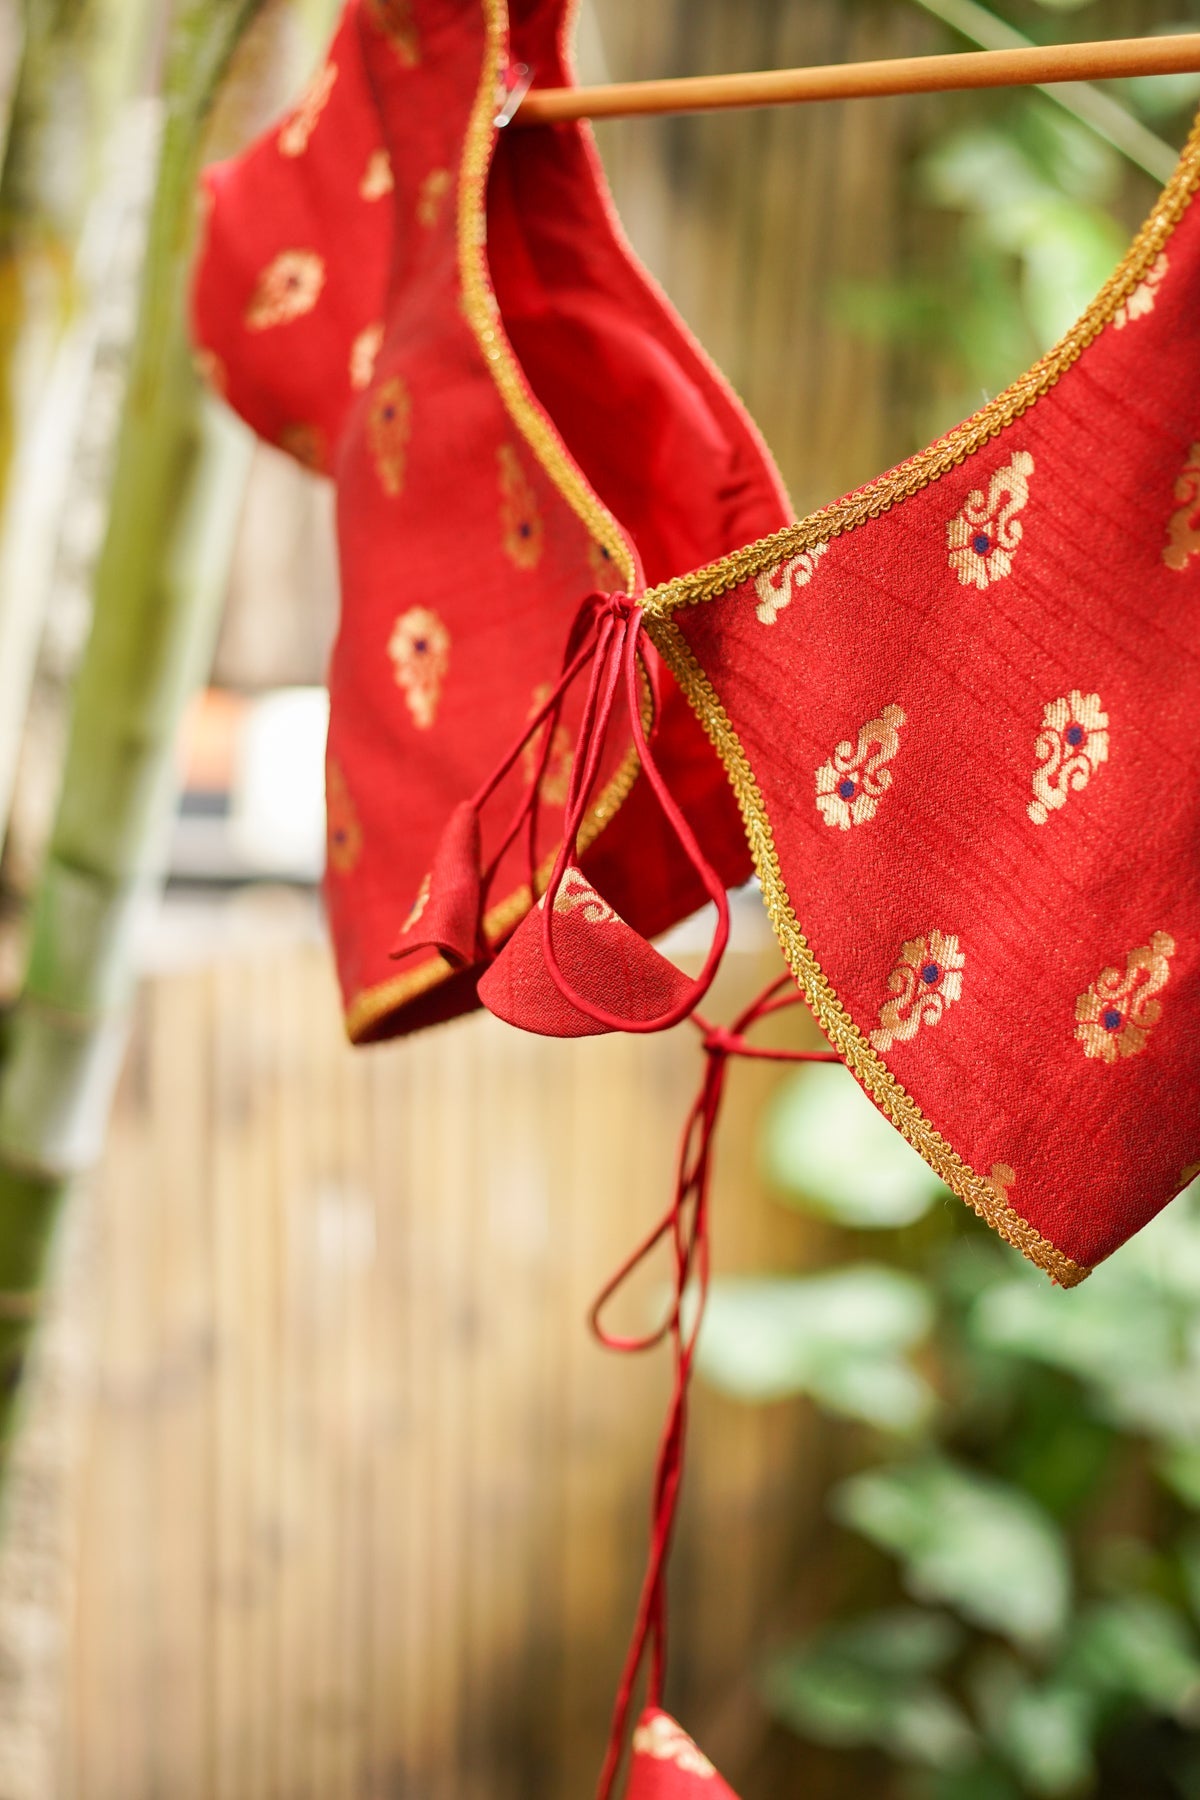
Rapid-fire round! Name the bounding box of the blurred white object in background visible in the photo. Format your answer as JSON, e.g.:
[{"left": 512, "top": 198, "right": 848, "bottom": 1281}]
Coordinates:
[{"left": 229, "top": 685, "right": 329, "bottom": 882}]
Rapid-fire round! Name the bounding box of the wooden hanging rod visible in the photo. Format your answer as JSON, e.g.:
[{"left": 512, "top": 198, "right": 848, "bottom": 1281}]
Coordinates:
[{"left": 511, "top": 35, "right": 1200, "bottom": 127}]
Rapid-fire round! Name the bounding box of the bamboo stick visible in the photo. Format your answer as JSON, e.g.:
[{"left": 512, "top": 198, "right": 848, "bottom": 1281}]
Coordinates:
[
  {"left": 0, "top": 0, "right": 266, "bottom": 1472},
  {"left": 514, "top": 34, "right": 1200, "bottom": 126}
]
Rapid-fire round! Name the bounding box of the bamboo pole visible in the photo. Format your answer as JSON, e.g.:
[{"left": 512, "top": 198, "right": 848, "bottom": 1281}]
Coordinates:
[
  {"left": 514, "top": 34, "right": 1200, "bottom": 126},
  {"left": 0, "top": 0, "right": 266, "bottom": 1472}
]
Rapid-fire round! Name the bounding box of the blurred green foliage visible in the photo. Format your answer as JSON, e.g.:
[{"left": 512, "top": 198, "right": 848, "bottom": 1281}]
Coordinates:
[
  {"left": 834, "top": 16, "right": 1200, "bottom": 449},
  {"left": 700, "top": 1052, "right": 1200, "bottom": 1796}
]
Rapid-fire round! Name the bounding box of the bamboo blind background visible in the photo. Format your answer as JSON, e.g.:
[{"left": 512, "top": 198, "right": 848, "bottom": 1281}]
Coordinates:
[{"left": 56, "top": 940, "right": 829, "bottom": 1800}]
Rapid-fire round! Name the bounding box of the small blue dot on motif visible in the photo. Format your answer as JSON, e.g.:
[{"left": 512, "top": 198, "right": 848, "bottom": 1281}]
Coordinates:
[
  {"left": 1066, "top": 725, "right": 1084, "bottom": 746},
  {"left": 921, "top": 963, "right": 940, "bottom": 985},
  {"left": 838, "top": 778, "right": 856, "bottom": 800},
  {"left": 972, "top": 533, "right": 990, "bottom": 554},
  {"left": 1103, "top": 1008, "right": 1123, "bottom": 1031}
]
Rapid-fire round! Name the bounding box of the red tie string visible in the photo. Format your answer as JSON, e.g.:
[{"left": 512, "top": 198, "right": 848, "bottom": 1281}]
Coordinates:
[
  {"left": 536, "top": 596, "right": 732, "bottom": 1032},
  {"left": 593, "top": 976, "right": 839, "bottom": 1799}
]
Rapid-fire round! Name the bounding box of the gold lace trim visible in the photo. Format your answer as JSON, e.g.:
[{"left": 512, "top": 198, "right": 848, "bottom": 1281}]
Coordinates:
[
  {"left": 642, "top": 109, "right": 1200, "bottom": 621},
  {"left": 347, "top": 0, "right": 643, "bottom": 1038},
  {"left": 638, "top": 112, "right": 1200, "bottom": 1282}
]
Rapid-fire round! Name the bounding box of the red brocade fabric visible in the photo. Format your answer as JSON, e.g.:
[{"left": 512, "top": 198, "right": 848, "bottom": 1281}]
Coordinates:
[
  {"left": 190, "top": 0, "right": 790, "bottom": 1044},
  {"left": 625, "top": 1712, "right": 740, "bottom": 1799},
  {"left": 614, "top": 122, "right": 1200, "bottom": 1284}
]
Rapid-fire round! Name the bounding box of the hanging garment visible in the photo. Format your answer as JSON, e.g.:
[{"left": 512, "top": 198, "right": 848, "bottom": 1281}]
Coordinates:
[
  {"left": 191, "top": 0, "right": 791, "bottom": 1043},
  {"left": 462, "top": 114, "right": 1200, "bottom": 1287}
]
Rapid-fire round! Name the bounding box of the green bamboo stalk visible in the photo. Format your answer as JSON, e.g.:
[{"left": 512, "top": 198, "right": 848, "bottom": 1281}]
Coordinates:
[
  {"left": 910, "top": 0, "right": 1178, "bottom": 183},
  {"left": 0, "top": 0, "right": 267, "bottom": 1470}
]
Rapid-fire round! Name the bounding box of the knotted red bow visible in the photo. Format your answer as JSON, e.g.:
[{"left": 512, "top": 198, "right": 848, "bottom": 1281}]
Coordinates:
[{"left": 393, "top": 587, "right": 731, "bottom": 1037}]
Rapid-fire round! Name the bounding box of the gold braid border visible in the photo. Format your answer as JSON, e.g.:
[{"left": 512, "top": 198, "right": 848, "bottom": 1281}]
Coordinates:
[
  {"left": 638, "top": 108, "right": 1200, "bottom": 1285},
  {"left": 346, "top": 0, "right": 644, "bottom": 1043}
]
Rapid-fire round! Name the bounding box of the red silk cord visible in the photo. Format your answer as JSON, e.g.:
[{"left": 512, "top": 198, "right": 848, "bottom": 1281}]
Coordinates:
[{"left": 592, "top": 978, "right": 839, "bottom": 1798}]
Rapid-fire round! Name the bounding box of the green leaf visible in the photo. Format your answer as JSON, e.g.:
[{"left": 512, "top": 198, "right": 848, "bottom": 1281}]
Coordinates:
[
  {"left": 761, "top": 1065, "right": 947, "bottom": 1227},
  {"left": 762, "top": 1613, "right": 975, "bottom": 1769},
  {"left": 1065, "top": 1596, "right": 1200, "bottom": 1721},
  {"left": 970, "top": 1651, "right": 1096, "bottom": 1796},
  {"left": 819, "top": 1607, "right": 965, "bottom": 1676},
  {"left": 696, "top": 1267, "right": 935, "bottom": 1430},
  {"left": 1119, "top": 28, "right": 1200, "bottom": 122},
  {"left": 832, "top": 1459, "right": 1071, "bottom": 1646},
  {"left": 924, "top": 1765, "right": 1022, "bottom": 1800},
  {"left": 972, "top": 1192, "right": 1200, "bottom": 1446}
]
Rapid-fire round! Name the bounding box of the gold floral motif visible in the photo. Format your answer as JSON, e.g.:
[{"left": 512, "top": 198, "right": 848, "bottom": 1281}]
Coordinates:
[
  {"left": 278, "top": 61, "right": 338, "bottom": 157},
  {"left": 278, "top": 422, "right": 327, "bottom": 471},
  {"left": 365, "top": 0, "right": 419, "bottom": 66},
  {"left": 359, "top": 147, "right": 394, "bottom": 201},
  {"left": 1113, "top": 251, "right": 1169, "bottom": 328},
  {"left": 632, "top": 1715, "right": 715, "bottom": 1780},
  {"left": 367, "top": 376, "right": 411, "bottom": 496},
  {"left": 498, "top": 444, "right": 543, "bottom": 569},
  {"left": 349, "top": 321, "right": 384, "bottom": 392},
  {"left": 244, "top": 249, "right": 326, "bottom": 332},
  {"left": 947, "top": 450, "right": 1035, "bottom": 589},
  {"left": 1028, "top": 691, "right": 1109, "bottom": 826},
  {"left": 417, "top": 167, "right": 452, "bottom": 228},
  {"left": 1180, "top": 1161, "right": 1200, "bottom": 1188},
  {"left": 398, "top": 873, "right": 431, "bottom": 935},
  {"left": 1163, "top": 442, "right": 1200, "bottom": 570},
  {"left": 388, "top": 607, "right": 450, "bottom": 729},
  {"left": 754, "top": 541, "right": 828, "bottom": 624},
  {"left": 1076, "top": 931, "right": 1175, "bottom": 1063},
  {"left": 326, "top": 760, "right": 362, "bottom": 874},
  {"left": 522, "top": 683, "right": 573, "bottom": 806},
  {"left": 546, "top": 866, "right": 617, "bottom": 925},
  {"left": 815, "top": 703, "right": 905, "bottom": 829},
  {"left": 870, "top": 930, "right": 965, "bottom": 1054}
]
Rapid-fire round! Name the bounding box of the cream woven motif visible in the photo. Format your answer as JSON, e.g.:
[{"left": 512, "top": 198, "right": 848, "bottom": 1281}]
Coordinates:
[
  {"left": 946, "top": 450, "right": 1035, "bottom": 589},
  {"left": 753, "top": 541, "right": 828, "bottom": 624},
  {"left": 631, "top": 1714, "right": 716, "bottom": 1779},
  {"left": 388, "top": 608, "right": 450, "bottom": 729},
  {"left": 278, "top": 62, "right": 338, "bottom": 157},
  {"left": 244, "top": 250, "right": 325, "bottom": 332},
  {"left": 1113, "top": 251, "right": 1169, "bottom": 328},
  {"left": 1076, "top": 932, "right": 1175, "bottom": 1063},
  {"left": 1028, "top": 692, "right": 1109, "bottom": 826},
  {"left": 359, "top": 148, "right": 394, "bottom": 201},
  {"left": 349, "top": 322, "right": 384, "bottom": 392},
  {"left": 815, "top": 704, "right": 906, "bottom": 829},
  {"left": 543, "top": 867, "right": 618, "bottom": 925},
  {"left": 1163, "top": 443, "right": 1200, "bottom": 570},
  {"left": 870, "top": 931, "right": 965, "bottom": 1053}
]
